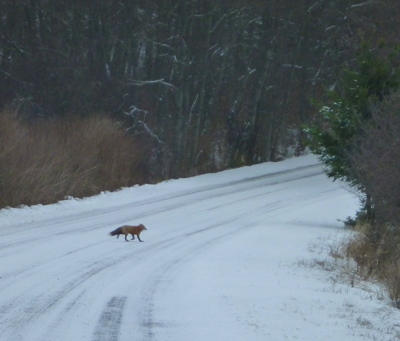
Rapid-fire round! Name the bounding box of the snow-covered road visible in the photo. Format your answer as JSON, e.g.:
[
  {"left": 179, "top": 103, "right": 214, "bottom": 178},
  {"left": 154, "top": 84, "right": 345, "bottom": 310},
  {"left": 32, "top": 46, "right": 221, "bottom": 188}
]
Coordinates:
[{"left": 1, "top": 155, "right": 400, "bottom": 341}]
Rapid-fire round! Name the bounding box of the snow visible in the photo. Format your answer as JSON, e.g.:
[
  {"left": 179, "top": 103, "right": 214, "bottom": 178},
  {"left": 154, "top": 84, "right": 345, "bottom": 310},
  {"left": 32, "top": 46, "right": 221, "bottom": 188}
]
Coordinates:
[{"left": 1, "top": 154, "right": 400, "bottom": 340}]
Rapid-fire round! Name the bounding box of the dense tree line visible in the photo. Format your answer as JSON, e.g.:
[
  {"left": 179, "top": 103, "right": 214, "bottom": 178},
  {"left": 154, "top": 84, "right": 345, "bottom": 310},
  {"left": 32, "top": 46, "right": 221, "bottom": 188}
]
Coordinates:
[
  {"left": 307, "top": 46, "right": 400, "bottom": 217},
  {"left": 1, "top": 0, "right": 399, "bottom": 178}
]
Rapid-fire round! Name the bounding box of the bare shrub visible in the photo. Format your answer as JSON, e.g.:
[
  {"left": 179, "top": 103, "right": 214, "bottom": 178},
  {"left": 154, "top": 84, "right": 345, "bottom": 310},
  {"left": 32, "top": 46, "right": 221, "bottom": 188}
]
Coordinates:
[
  {"left": 382, "top": 261, "right": 400, "bottom": 308},
  {"left": 0, "top": 112, "right": 144, "bottom": 208},
  {"left": 349, "top": 91, "right": 400, "bottom": 226},
  {"left": 343, "top": 235, "right": 375, "bottom": 278},
  {"left": 338, "top": 218, "right": 400, "bottom": 308}
]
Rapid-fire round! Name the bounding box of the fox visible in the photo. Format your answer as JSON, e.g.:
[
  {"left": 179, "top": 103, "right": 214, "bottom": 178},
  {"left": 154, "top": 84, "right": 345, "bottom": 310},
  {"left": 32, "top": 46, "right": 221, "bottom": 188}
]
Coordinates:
[{"left": 109, "top": 224, "right": 147, "bottom": 242}]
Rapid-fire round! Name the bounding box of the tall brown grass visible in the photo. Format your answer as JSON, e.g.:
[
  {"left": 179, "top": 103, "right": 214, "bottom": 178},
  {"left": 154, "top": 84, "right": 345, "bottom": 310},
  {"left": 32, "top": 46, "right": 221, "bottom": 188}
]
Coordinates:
[
  {"left": 343, "top": 220, "right": 400, "bottom": 308},
  {"left": 0, "top": 111, "right": 145, "bottom": 208}
]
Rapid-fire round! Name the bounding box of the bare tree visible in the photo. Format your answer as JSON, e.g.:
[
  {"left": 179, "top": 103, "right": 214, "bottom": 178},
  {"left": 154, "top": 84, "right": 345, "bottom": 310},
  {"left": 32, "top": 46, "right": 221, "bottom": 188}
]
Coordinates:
[
  {"left": 1, "top": 0, "right": 400, "bottom": 178},
  {"left": 349, "top": 92, "right": 400, "bottom": 226}
]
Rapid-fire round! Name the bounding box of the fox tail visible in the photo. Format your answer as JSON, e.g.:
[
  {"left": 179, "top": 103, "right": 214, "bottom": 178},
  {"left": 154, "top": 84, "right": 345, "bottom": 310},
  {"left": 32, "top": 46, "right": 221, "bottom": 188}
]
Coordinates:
[{"left": 109, "top": 227, "right": 122, "bottom": 237}]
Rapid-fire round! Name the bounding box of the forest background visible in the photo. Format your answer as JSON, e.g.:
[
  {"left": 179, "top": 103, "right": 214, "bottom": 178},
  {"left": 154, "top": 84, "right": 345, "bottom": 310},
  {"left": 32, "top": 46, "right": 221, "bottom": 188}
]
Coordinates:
[{"left": 0, "top": 0, "right": 399, "bottom": 208}]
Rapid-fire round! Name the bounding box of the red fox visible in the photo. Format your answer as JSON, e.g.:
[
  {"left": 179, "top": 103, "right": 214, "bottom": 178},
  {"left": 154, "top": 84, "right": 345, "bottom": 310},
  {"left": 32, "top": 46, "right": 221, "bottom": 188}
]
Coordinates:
[{"left": 109, "top": 224, "right": 147, "bottom": 242}]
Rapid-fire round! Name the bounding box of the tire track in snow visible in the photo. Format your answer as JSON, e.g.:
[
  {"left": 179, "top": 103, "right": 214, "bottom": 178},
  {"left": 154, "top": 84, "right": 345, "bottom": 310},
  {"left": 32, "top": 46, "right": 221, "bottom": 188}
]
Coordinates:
[
  {"left": 0, "top": 258, "right": 119, "bottom": 341},
  {"left": 138, "top": 225, "right": 242, "bottom": 340},
  {"left": 92, "top": 296, "right": 127, "bottom": 341}
]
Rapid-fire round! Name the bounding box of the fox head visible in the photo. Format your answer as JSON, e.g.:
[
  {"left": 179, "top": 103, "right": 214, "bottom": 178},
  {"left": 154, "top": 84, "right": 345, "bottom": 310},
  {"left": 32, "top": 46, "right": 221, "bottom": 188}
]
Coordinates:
[{"left": 139, "top": 224, "right": 147, "bottom": 230}]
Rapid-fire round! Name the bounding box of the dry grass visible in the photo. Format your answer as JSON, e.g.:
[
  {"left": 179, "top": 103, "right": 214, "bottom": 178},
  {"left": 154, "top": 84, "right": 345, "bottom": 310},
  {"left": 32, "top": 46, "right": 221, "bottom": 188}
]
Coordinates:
[
  {"left": 382, "top": 261, "right": 400, "bottom": 308},
  {"left": 0, "top": 111, "right": 145, "bottom": 208},
  {"left": 338, "top": 220, "right": 400, "bottom": 308},
  {"left": 300, "top": 219, "right": 400, "bottom": 309}
]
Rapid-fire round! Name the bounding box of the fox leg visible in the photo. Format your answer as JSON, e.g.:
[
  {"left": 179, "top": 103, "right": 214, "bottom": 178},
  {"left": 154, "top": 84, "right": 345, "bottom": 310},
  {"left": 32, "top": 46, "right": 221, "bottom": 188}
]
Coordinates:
[
  {"left": 131, "top": 234, "right": 135, "bottom": 240},
  {"left": 137, "top": 235, "right": 143, "bottom": 242},
  {"left": 124, "top": 234, "right": 129, "bottom": 242}
]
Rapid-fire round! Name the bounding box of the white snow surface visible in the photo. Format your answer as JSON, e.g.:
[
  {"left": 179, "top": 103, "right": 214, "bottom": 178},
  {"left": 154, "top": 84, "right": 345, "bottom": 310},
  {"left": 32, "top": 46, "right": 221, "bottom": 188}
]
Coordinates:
[{"left": 1, "top": 154, "right": 400, "bottom": 341}]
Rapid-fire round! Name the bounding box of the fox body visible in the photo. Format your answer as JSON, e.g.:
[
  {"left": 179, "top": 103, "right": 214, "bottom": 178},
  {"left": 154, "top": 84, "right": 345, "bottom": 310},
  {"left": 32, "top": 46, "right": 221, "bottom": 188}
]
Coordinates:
[{"left": 109, "top": 224, "right": 147, "bottom": 242}]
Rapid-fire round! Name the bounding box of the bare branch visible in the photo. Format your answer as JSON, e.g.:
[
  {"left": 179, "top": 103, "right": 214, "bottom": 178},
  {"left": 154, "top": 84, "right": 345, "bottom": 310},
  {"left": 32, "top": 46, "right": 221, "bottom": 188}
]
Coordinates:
[
  {"left": 350, "top": 1, "right": 380, "bottom": 9},
  {"left": 125, "top": 105, "right": 165, "bottom": 144},
  {"left": 127, "top": 79, "right": 178, "bottom": 91}
]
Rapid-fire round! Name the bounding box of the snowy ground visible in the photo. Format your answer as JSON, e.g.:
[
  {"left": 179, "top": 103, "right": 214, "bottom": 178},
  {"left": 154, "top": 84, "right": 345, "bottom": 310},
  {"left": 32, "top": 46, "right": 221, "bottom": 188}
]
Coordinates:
[{"left": 1, "top": 154, "right": 400, "bottom": 341}]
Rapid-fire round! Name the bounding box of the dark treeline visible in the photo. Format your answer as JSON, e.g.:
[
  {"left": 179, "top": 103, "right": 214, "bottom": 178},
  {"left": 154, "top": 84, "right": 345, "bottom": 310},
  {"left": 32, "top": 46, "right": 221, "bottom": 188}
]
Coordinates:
[{"left": 1, "top": 0, "right": 399, "bottom": 179}]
